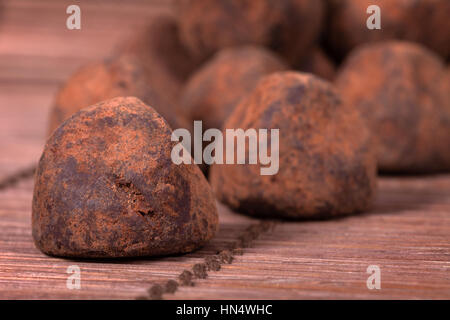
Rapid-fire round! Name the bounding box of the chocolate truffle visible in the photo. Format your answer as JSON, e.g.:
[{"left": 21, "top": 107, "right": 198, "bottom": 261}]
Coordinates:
[
  {"left": 177, "top": 0, "right": 324, "bottom": 65},
  {"left": 48, "top": 54, "right": 188, "bottom": 136},
  {"left": 335, "top": 41, "right": 450, "bottom": 173},
  {"left": 328, "top": 0, "right": 450, "bottom": 59},
  {"left": 209, "top": 72, "right": 377, "bottom": 219},
  {"left": 33, "top": 97, "right": 218, "bottom": 258},
  {"left": 117, "top": 14, "right": 201, "bottom": 83},
  {"left": 296, "top": 47, "right": 336, "bottom": 81},
  {"left": 181, "top": 46, "right": 287, "bottom": 130}
]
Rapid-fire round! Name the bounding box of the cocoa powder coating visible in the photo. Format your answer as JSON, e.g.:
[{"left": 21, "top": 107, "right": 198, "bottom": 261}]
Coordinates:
[
  {"left": 177, "top": 0, "right": 324, "bottom": 65},
  {"left": 33, "top": 97, "right": 218, "bottom": 258},
  {"left": 335, "top": 41, "right": 450, "bottom": 173},
  {"left": 181, "top": 46, "right": 287, "bottom": 130},
  {"left": 210, "top": 72, "right": 377, "bottom": 219}
]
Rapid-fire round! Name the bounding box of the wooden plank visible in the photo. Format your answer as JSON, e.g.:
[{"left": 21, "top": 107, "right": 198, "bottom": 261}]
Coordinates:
[
  {"left": 0, "top": 178, "right": 260, "bottom": 299},
  {"left": 0, "top": 0, "right": 174, "bottom": 82},
  {"left": 0, "top": 83, "right": 54, "bottom": 179},
  {"left": 0, "top": 176, "right": 449, "bottom": 299}
]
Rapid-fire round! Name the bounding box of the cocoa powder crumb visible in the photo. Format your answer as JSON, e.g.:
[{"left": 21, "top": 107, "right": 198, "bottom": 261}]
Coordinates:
[
  {"left": 218, "top": 250, "right": 233, "bottom": 264},
  {"left": 179, "top": 270, "right": 194, "bottom": 286},
  {"left": 164, "top": 280, "right": 179, "bottom": 293},
  {"left": 148, "top": 284, "right": 164, "bottom": 300},
  {"left": 205, "top": 256, "right": 221, "bottom": 271},
  {"left": 193, "top": 263, "right": 208, "bottom": 279}
]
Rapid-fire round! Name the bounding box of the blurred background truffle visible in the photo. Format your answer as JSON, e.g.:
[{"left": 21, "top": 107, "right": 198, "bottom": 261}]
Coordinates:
[
  {"left": 328, "top": 0, "right": 450, "bottom": 60},
  {"left": 181, "top": 45, "right": 287, "bottom": 130},
  {"left": 116, "top": 14, "right": 202, "bottom": 84},
  {"left": 335, "top": 41, "right": 450, "bottom": 173},
  {"left": 48, "top": 54, "right": 188, "bottom": 136},
  {"left": 49, "top": 14, "right": 203, "bottom": 136},
  {"left": 177, "top": 0, "right": 325, "bottom": 65}
]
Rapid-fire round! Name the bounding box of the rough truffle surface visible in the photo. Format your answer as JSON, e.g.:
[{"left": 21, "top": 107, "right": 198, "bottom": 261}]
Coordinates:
[
  {"left": 210, "top": 72, "right": 377, "bottom": 219},
  {"left": 335, "top": 41, "right": 450, "bottom": 173},
  {"left": 328, "top": 0, "right": 450, "bottom": 59},
  {"left": 33, "top": 97, "right": 218, "bottom": 258},
  {"left": 178, "top": 0, "right": 324, "bottom": 64},
  {"left": 181, "top": 46, "right": 287, "bottom": 130},
  {"left": 48, "top": 54, "right": 187, "bottom": 136}
]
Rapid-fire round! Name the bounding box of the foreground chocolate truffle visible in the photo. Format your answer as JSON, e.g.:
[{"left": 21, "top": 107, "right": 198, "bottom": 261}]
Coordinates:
[
  {"left": 328, "top": 0, "right": 450, "bottom": 59},
  {"left": 33, "top": 97, "right": 218, "bottom": 258},
  {"left": 48, "top": 54, "right": 188, "bottom": 136},
  {"left": 335, "top": 41, "right": 450, "bottom": 173},
  {"left": 210, "top": 72, "right": 376, "bottom": 219},
  {"left": 178, "top": 0, "right": 324, "bottom": 64},
  {"left": 181, "top": 46, "right": 287, "bottom": 130}
]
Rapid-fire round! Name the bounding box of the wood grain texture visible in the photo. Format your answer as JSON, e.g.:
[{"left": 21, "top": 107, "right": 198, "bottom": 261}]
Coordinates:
[
  {"left": 0, "top": 178, "right": 261, "bottom": 299},
  {"left": 0, "top": 176, "right": 449, "bottom": 299},
  {"left": 0, "top": 0, "right": 449, "bottom": 300}
]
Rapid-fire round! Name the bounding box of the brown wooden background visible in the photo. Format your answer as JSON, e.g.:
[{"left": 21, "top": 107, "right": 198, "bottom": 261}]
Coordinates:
[{"left": 0, "top": 0, "right": 449, "bottom": 299}]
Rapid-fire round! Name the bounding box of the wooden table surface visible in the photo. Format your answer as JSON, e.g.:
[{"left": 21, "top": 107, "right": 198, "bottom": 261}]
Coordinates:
[{"left": 0, "top": 0, "right": 449, "bottom": 300}]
